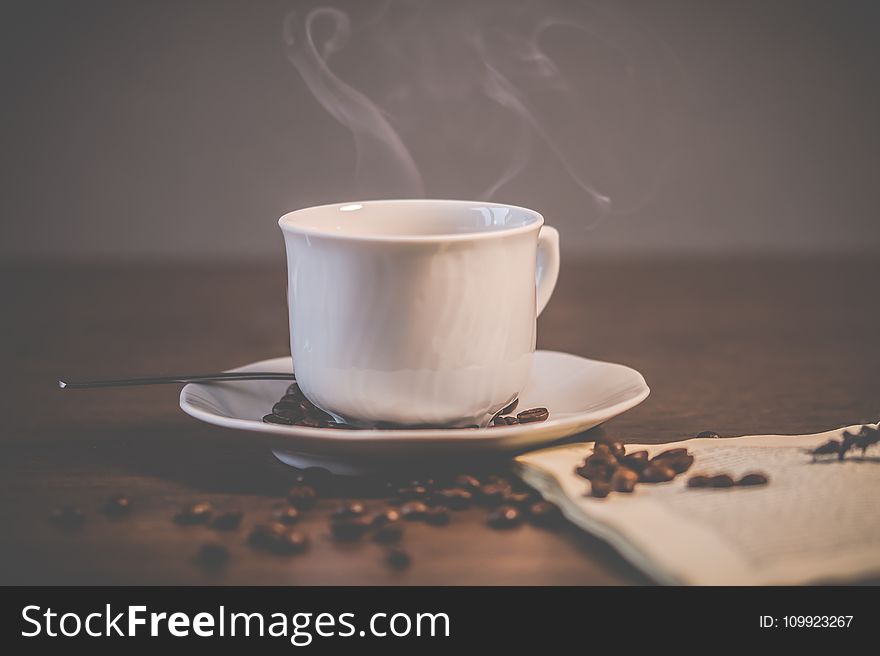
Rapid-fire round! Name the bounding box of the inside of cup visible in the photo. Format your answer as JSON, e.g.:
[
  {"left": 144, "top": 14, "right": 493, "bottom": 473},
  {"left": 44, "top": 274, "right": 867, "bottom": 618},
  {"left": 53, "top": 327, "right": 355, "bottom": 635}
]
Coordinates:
[{"left": 280, "top": 200, "right": 541, "bottom": 238}]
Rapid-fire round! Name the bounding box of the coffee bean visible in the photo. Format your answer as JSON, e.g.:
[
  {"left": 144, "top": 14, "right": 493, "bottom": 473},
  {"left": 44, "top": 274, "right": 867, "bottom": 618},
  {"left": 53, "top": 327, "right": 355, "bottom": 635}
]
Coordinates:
[
  {"left": 432, "top": 488, "right": 473, "bottom": 510},
  {"left": 286, "top": 383, "right": 303, "bottom": 397},
  {"left": 809, "top": 440, "right": 842, "bottom": 458},
  {"left": 500, "top": 398, "right": 519, "bottom": 415},
  {"left": 249, "top": 522, "right": 286, "bottom": 548},
  {"left": 101, "top": 495, "right": 131, "bottom": 519},
  {"left": 595, "top": 438, "right": 626, "bottom": 459},
  {"left": 373, "top": 521, "right": 404, "bottom": 544},
  {"left": 590, "top": 444, "right": 619, "bottom": 464},
  {"left": 516, "top": 407, "right": 549, "bottom": 423},
  {"left": 272, "top": 506, "right": 300, "bottom": 525},
  {"left": 492, "top": 415, "right": 518, "bottom": 426},
  {"left": 396, "top": 485, "right": 429, "bottom": 501},
  {"left": 487, "top": 505, "right": 522, "bottom": 529},
  {"left": 331, "top": 517, "right": 372, "bottom": 542},
  {"left": 332, "top": 502, "right": 366, "bottom": 520},
  {"left": 425, "top": 507, "right": 450, "bottom": 526},
  {"left": 502, "top": 490, "right": 538, "bottom": 508},
  {"left": 662, "top": 454, "right": 695, "bottom": 474},
  {"left": 686, "top": 475, "right": 712, "bottom": 488},
  {"left": 708, "top": 474, "right": 735, "bottom": 488},
  {"left": 696, "top": 431, "right": 720, "bottom": 439},
  {"left": 452, "top": 474, "right": 481, "bottom": 491},
  {"left": 619, "top": 450, "right": 650, "bottom": 472},
  {"left": 652, "top": 448, "right": 689, "bottom": 461},
  {"left": 263, "top": 413, "right": 294, "bottom": 425},
  {"left": 387, "top": 548, "right": 411, "bottom": 570},
  {"left": 287, "top": 485, "right": 317, "bottom": 510},
  {"left": 737, "top": 472, "right": 769, "bottom": 486},
  {"left": 250, "top": 522, "right": 309, "bottom": 554},
  {"left": 639, "top": 463, "right": 676, "bottom": 483},
  {"left": 400, "top": 501, "right": 429, "bottom": 521},
  {"left": 211, "top": 510, "right": 243, "bottom": 531},
  {"left": 589, "top": 480, "right": 612, "bottom": 498},
  {"left": 50, "top": 505, "right": 85, "bottom": 529},
  {"left": 370, "top": 508, "right": 402, "bottom": 526},
  {"left": 174, "top": 502, "right": 213, "bottom": 525},
  {"left": 195, "top": 543, "right": 229, "bottom": 569},
  {"left": 611, "top": 468, "right": 639, "bottom": 493},
  {"left": 477, "top": 483, "right": 507, "bottom": 506},
  {"left": 528, "top": 501, "right": 562, "bottom": 527}
]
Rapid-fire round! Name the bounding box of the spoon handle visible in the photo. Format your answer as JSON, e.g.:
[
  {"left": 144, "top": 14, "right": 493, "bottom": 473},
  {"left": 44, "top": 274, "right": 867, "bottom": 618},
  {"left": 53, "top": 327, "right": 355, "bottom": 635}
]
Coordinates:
[{"left": 58, "top": 372, "right": 296, "bottom": 389}]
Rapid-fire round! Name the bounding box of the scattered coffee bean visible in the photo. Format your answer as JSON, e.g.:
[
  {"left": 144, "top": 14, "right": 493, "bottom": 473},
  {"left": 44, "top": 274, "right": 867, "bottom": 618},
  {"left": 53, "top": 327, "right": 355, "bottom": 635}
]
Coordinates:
[
  {"left": 477, "top": 483, "right": 508, "bottom": 506},
  {"left": 331, "top": 517, "right": 372, "bottom": 542},
  {"left": 400, "top": 501, "right": 429, "bottom": 521},
  {"left": 272, "top": 506, "right": 300, "bottom": 525},
  {"left": 611, "top": 467, "right": 639, "bottom": 493},
  {"left": 286, "top": 383, "right": 303, "bottom": 397},
  {"left": 250, "top": 522, "right": 309, "bottom": 554},
  {"left": 50, "top": 505, "right": 85, "bottom": 529},
  {"left": 487, "top": 505, "right": 522, "bottom": 529},
  {"left": 696, "top": 431, "right": 720, "bottom": 438},
  {"left": 809, "top": 440, "right": 841, "bottom": 459},
  {"left": 662, "top": 453, "right": 695, "bottom": 474},
  {"left": 517, "top": 407, "right": 549, "bottom": 424},
  {"left": 595, "top": 437, "right": 626, "bottom": 459},
  {"left": 370, "top": 508, "right": 402, "bottom": 526},
  {"left": 452, "top": 474, "right": 481, "bottom": 491},
  {"left": 708, "top": 474, "right": 735, "bottom": 488},
  {"left": 101, "top": 495, "right": 131, "bottom": 519},
  {"left": 373, "top": 521, "right": 404, "bottom": 544},
  {"left": 387, "top": 548, "right": 412, "bottom": 570},
  {"left": 195, "top": 543, "right": 229, "bottom": 569},
  {"left": 639, "top": 463, "right": 676, "bottom": 483},
  {"left": 263, "top": 413, "right": 294, "bottom": 425},
  {"left": 528, "top": 501, "right": 562, "bottom": 527},
  {"left": 396, "top": 485, "right": 429, "bottom": 501},
  {"left": 287, "top": 485, "right": 317, "bottom": 510},
  {"left": 687, "top": 475, "right": 712, "bottom": 488},
  {"left": 174, "top": 502, "right": 213, "bottom": 525},
  {"left": 492, "top": 415, "right": 519, "bottom": 426},
  {"left": 652, "top": 448, "right": 689, "bottom": 461},
  {"left": 590, "top": 480, "right": 612, "bottom": 498},
  {"left": 619, "top": 450, "right": 650, "bottom": 472},
  {"left": 432, "top": 488, "right": 473, "bottom": 510},
  {"left": 211, "top": 510, "right": 243, "bottom": 531},
  {"left": 424, "top": 506, "right": 450, "bottom": 526},
  {"left": 737, "top": 472, "right": 769, "bottom": 487},
  {"left": 332, "top": 502, "right": 366, "bottom": 520},
  {"left": 502, "top": 490, "right": 537, "bottom": 508}
]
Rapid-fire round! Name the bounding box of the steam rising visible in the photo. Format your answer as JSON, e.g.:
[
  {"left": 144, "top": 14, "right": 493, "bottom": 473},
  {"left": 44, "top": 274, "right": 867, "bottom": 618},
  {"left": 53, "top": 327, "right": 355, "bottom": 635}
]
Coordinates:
[{"left": 283, "top": 0, "right": 678, "bottom": 219}]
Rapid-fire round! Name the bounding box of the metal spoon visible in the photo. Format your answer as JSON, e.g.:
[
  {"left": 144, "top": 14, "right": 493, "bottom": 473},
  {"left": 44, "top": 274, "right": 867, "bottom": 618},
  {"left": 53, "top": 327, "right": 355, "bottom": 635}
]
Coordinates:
[{"left": 58, "top": 372, "right": 296, "bottom": 389}]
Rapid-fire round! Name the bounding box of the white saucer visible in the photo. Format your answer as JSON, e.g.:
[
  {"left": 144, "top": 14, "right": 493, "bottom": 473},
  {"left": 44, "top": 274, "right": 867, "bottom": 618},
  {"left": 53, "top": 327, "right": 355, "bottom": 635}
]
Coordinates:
[{"left": 179, "top": 350, "right": 649, "bottom": 474}]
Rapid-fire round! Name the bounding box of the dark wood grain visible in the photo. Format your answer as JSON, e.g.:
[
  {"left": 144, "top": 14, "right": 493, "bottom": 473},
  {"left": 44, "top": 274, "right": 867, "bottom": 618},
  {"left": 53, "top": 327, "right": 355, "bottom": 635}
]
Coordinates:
[{"left": 1, "top": 257, "right": 878, "bottom": 585}]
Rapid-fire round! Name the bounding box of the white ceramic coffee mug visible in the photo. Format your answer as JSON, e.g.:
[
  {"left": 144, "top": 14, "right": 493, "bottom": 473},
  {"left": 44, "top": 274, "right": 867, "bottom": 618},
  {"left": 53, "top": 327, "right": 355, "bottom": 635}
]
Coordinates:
[{"left": 279, "top": 199, "right": 560, "bottom": 427}]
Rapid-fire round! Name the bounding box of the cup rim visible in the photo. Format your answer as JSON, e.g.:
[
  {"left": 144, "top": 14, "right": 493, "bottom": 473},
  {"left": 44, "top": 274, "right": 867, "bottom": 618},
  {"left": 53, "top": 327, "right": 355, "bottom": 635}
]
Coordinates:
[{"left": 278, "top": 198, "right": 544, "bottom": 243}]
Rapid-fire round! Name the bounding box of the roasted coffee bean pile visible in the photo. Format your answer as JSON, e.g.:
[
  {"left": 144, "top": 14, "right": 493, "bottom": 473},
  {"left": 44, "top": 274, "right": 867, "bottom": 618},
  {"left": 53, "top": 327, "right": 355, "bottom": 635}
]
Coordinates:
[
  {"left": 809, "top": 424, "right": 880, "bottom": 460},
  {"left": 576, "top": 436, "right": 775, "bottom": 497},
  {"left": 575, "top": 437, "right": 696, "bottom": 498},
  {"left": 262, "top": 385, "right": 550, "bottom": 429}
]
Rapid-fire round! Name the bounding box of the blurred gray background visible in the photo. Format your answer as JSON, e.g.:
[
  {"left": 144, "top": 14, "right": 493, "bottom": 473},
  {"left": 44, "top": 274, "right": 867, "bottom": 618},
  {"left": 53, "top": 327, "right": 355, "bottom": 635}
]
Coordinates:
[{"left": 2, "top": 0, "right": 878, "bottom": 261}]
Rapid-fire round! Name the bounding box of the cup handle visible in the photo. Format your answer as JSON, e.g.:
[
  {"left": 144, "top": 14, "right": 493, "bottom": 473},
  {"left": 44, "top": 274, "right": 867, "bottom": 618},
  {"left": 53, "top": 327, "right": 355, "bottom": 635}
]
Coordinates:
[{"left": 536, "top": 225, "right": 560, "bottom": 316}]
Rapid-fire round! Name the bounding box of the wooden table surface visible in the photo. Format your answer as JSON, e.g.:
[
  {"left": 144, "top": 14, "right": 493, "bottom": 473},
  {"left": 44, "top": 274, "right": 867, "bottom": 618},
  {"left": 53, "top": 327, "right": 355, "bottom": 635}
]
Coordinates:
[{"left": 2, "top": 257, "right": 878, "bottom": 585}]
